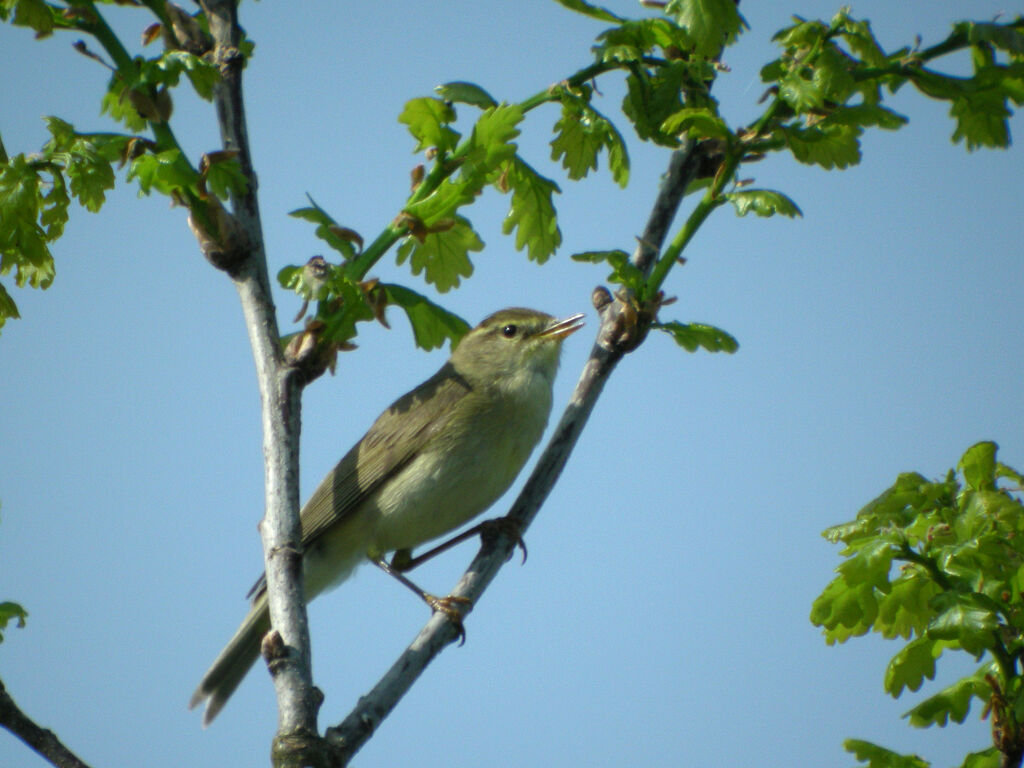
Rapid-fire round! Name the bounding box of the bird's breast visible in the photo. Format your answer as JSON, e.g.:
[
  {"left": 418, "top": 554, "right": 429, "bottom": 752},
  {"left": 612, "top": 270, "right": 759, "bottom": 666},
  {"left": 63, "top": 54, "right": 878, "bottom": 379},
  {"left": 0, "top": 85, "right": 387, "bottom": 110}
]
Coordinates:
[{"left": 369, "top": 385, "right": 551, "bottom": 554}]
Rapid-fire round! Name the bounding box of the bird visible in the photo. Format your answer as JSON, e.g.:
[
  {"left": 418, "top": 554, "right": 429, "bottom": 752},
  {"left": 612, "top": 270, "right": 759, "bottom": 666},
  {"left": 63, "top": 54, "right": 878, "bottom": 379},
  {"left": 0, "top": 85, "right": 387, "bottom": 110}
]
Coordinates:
[{"left": 190, "top": 307, "right": 585, "bottom": 725}]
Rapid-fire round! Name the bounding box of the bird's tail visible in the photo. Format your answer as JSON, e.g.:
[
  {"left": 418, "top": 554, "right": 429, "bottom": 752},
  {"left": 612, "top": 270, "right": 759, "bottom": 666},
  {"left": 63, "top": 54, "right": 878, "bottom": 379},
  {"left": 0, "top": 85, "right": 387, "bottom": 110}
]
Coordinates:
[{"left": 189, "top": 592, "right": 270, "bottom": 726}]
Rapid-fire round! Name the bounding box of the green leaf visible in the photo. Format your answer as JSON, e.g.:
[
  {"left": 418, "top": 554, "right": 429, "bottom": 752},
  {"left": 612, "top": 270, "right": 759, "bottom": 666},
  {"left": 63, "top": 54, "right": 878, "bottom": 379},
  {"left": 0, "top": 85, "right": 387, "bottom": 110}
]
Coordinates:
[
  {"left": 0, "top": 154, "right": 57, "bottom": 290},
  {"left": 821, "top": 104, "right": 908, "bottom": 131},
  {"left": 396, "top": 214, "right": 480, "bottom": 292},
  {"left": 434, "top": 81, "right": 498, "bottom": 109},
  {"left": 654, "top": 321, "right": 738, "bottom": 354},
  {"left": 381, "top": 283, "right": 470, "bottom": 351},
  {"left": 156, "top": 50, "right": 220, "bottom": 101},
  {"left": 571, "top": 249, "right": 644, "bottom": 293},
  {"left": 664, "top": 0, "right": 744, "bottom": 58},
  {"left": 593, "top": 18, "right": 692, "bottom": 64},
  {"left": 500, "top": 157, "right": 561, "bottom": 263},
  {"left": 876, "top": 576, "right": 940, "bottom": 640},
  {"left": 956, "top": 21, "right": 1024, "bottom": 56},
  {"left": 277, "top": 258, "right": 332, "bottom": 301},
  {"left": 622, "top": 62, "right": 695, "bottom": 146},
  {"left": 958, "top": 748, "right": 1000, "bottom": 768},
  {"left": 838, "top": 539, "right": 895, "bottom": 591},
  {"left": 127, "top": 149, "right": 194, "bottom": 196},
  {"left": 813, "top": 45, "right": 856, "bottom": 104},
  {"left": 203, "top": 155, "right": 248, "bottom": 201},
  {"left": 834, "top": 14, "right": 888, "bottom": 67},
  {"left": 9, "top": 0, "right": 54, "bottom": 36},
  {"left": 779, "top": 71, "right": 824, "bottom": 112},
  {"left": 660, "top": 107, "right": 732, "bottom": 140},
  {"left": 101, "top": 78, "right": 148, "bottom": 132},
  {"left": 996, "top": 460, "right": 1024, "bottom": 488},
  {"left": 550, "top": 98, "right": 630, "bottom": 187},
  {"left": 62, "top": 144, "right": 115, "bottom": 213},
  {"left": 927, "top": 599, "right": 999, "bottom": 656},
  {"left": 551, "top": 0, "right": 624, "bottom": 24},
  {"left": 0, "top": 281, "right": 20, "bottom": 331},
  {"left": 810, "top": 577, "right": 878, "bottom": 643},
  {"left": 885, "top": 636, "right": 938, "bottom": 697},
  {"left": 288, "top": 196, "right": 358, "bottom": 260},
  {"left": 398, "top": 97, "right": 459, "bottom": 154},
  {"left": 771, "top": 18, "right": 827, "bottom": 50},
  {"left": 0, "top": 600, "right": 28, "bottom": 642},
  {"left": 844, "top": 739, "right": 929, "bottom": 768},
  {"left": 41, "top": 119, "right": 121, "bottom": 213},
  {"left": 950, "top": 91, "right": 1012, "bottom": 150},
  {"left": 403, "top": 179, "right": 478, "bottom": 227},
  {"left": 726, "top": 189, "right": 802, "bottom": 218},
  {"left": 903, "top": 672, "right": 992, "bottom": 727},
  {"left": 780, "top": 123, "right": 862, "bottom": 169},
  {"left": 460, "top": 104, "right": 523, "bottom": 183},
  {"left": 959, "top": 442, "right": 998, "bottom": 492}
]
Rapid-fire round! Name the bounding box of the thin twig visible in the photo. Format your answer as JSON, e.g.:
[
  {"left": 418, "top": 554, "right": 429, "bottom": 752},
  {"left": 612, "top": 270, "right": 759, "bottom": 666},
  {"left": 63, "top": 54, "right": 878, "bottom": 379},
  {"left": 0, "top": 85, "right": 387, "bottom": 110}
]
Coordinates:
[{"left": 0, "top": 677, "right": 93, "bottom": 768}]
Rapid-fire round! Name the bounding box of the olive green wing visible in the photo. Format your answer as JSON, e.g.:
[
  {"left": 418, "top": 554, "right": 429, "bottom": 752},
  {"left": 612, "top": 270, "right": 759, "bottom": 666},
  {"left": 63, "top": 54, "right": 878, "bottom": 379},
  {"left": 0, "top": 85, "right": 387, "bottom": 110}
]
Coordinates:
[{"left": 296, "top": 363, "right": 472, "bottom": 550}]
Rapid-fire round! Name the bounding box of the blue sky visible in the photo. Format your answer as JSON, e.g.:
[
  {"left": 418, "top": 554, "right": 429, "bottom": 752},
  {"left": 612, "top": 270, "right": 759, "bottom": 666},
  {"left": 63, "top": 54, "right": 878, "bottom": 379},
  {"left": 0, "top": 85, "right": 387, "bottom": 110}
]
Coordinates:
[{"left": 2, "top": 1, "right": 1022, "bottom": 766}]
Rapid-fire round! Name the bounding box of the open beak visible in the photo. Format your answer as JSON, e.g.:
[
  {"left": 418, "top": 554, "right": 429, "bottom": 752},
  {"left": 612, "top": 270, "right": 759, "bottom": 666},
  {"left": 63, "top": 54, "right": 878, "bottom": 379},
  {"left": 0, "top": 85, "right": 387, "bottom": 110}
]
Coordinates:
[{"left": 538, "top": 313, "right": 586, "bottom": 340}]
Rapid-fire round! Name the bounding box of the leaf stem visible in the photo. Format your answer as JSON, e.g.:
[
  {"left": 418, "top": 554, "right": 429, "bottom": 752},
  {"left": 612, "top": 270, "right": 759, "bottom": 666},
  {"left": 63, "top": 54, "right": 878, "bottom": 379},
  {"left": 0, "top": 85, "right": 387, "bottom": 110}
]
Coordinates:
[{"left": 518, "top": 59, "right": 628, "bottom": 114}]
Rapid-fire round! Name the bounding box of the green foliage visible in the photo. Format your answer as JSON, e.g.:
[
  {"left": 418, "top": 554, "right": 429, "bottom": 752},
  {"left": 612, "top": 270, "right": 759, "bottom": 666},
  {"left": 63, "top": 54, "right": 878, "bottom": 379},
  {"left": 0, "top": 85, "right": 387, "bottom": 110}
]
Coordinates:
[
  {"left": 381, "top": 284, "right": 470, "bottom": 351},
  {"left": 660, "top": 107, "right": 732, "bottom": 141},
  {"left": 201, "top": 154, "right": 248, "bottom": 201},
  {"left": 726, "top": 189, "right": 802, "bottom": 218},
  {"left": 434, "top": 81, "right": 498, "bottom": 109},
  {"left": 550, "top": 88, "right": 629, "bottom": 187},
  {"left": 622, "top": 60, "right": 709, "bottom": 147},
  {"left": 1, "top": 0, "right": 58, "bottom": 37},
  {"left": 399, "top": 97, "right": 460, "bottom": 154},
  {"left": 593, "top": 17, "right": 691, "bottom": 64},
  {"left": 0, "top": 600, "right": 27, "bottom": 643},
  {"left": 903, "top": 669, "right": 994, "bottom": 727},
  {"left": 459, "top": 104, "right": 524, "bottom": 188},
  {"left": 127, "top": 149, "right": 194, "bottom": 196},
  {"left": 814, "top": 442, "right": 1024, "bottom": 761},
  {"left": 844, "top": 739, "right": 929, "bottom": 768},
  {"left": 552, "top": 0, "right": 623, "bottom": 25},
  {"left": 0, "top": 116, "right": 135, "bottom": 330},
  {"left": 500, "top": 157, "right": 561, "bottom": 263},
  {"left": 289, "top": 197, "right": 361, "bottom": 262},
  {"left": 396, "top": 215, "right": 481, "bottom": 292},
  {"left": 845, "top": 738, "right": 1000, "bottom": 768},
  {"left": 760, "top": 11, "right": 1022, "bottom": 165},
  {"left": 653, "top": 321, "right": 738, "bottom": 353},
  {"left": 664, "top": 0, "right": 746, "bottom": 59},
  {"left": 570, "top": 249, "right": 644, "bottom": 294}
]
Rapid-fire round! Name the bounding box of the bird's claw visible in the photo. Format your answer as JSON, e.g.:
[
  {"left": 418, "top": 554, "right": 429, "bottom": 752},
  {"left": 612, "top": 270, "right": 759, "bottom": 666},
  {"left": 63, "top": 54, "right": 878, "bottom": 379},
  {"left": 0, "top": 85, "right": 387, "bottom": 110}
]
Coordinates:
[
  {"left": 479, "top": 516, "right": 528, "bottom": 564},
  {"left": 425, "top": 593, "right": 472, "bottom": 645}
]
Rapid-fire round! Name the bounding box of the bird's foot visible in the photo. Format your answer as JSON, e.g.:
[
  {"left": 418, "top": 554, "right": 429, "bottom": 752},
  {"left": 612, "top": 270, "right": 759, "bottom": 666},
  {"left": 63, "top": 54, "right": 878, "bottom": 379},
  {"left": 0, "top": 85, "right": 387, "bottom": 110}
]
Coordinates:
[{"left": 424, "top": 593, "right": 472, "bottom": 646}]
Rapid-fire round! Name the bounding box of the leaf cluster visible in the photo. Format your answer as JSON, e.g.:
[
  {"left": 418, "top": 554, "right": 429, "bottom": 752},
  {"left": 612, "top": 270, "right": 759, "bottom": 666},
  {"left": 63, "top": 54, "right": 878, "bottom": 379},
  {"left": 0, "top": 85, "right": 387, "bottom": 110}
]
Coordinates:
[
  {"left": 1, "top": 0, "right": 254, "bottom": 331},
  {"left": 279, "top": 199, "right": 470, "bottom": 356},
  {"left": 814, "top": 442, "right": 1024, "bottom": 767},
  {"left": 759, "top": 11, "right": 1023, "bottom": 172}
]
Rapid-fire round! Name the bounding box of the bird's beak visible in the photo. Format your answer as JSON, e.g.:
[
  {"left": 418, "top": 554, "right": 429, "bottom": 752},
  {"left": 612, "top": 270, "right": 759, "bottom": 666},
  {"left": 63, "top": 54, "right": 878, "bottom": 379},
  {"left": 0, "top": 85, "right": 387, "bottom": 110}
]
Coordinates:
[{"left": 538, "top": 313, "right": 586, "bottom": 340}]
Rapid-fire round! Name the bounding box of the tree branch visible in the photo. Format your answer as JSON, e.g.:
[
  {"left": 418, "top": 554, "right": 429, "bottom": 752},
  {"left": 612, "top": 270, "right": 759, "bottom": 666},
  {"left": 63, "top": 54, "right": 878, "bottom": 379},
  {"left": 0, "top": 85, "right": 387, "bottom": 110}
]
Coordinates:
[
  {"left": 324, "top": 141, "right": 703, "bottom": 764},
  {"left": 0, "top": 677, "right": 93, "bottom": 768},
  {"left": 198, "top": 0, "right": 319, "bottom": 746}
]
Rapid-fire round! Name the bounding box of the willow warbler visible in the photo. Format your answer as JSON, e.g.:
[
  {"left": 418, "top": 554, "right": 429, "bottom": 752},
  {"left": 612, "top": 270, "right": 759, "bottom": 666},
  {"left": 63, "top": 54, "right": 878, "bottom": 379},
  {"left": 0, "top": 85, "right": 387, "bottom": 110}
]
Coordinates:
[{"left": 190, "top": 307, "right": 584, "bottom": 724}]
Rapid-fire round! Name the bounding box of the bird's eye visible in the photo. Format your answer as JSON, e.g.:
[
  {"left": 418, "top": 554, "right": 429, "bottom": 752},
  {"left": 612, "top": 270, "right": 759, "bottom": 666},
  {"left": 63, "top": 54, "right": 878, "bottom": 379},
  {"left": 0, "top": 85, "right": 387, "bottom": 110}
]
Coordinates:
[{"left": 501, "top": 324, "right": 518, "bottom": 338}]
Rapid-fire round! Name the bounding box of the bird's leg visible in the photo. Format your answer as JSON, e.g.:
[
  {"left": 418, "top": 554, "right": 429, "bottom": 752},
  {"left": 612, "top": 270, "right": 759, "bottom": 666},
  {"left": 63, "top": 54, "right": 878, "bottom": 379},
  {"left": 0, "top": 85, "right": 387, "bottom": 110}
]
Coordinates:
[
  {"left": 370, "top": 556, "right": 471, "bottom": 645},
  {"left": 388, "top": 516, "right": 528, "bottom": 573}
]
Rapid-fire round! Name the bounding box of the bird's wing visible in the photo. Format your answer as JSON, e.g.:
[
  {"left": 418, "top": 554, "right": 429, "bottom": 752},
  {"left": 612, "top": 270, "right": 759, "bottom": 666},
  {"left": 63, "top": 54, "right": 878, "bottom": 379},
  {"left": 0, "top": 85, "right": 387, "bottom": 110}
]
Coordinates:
[
  {"left": 245, "top": 364, "right": 471, "bottom": 600},
  {"left": 296, "top": 362, "right": 472, "bottom": 550}
]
